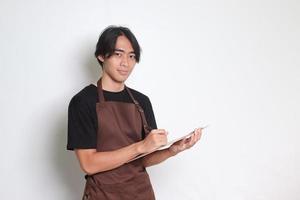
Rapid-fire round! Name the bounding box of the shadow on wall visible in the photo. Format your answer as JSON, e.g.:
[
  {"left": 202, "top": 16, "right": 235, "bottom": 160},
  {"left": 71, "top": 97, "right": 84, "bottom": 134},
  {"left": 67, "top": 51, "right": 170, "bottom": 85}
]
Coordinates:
[
  {"left": 52, "top": 113, "right": 85, "bottom": 199},
  {"left": 52, "top": 46, "right": 102, "bottom": 199}
]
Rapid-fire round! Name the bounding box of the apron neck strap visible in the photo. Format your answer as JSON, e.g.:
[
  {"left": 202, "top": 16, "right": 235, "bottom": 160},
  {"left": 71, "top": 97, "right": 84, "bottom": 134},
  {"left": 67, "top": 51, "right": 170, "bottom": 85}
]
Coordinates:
[
  {"left": 126, "top": 87, "right": 152, "bottom": 134},
  {"left": 97, "top": 78, "right": 105, "bottom": 102}
]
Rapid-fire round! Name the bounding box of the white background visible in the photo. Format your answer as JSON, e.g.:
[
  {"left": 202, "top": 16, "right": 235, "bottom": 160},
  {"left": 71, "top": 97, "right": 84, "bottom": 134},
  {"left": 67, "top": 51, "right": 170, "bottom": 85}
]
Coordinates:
[{"left": 1, "top": 0, "right": 299, "bottom": 199}]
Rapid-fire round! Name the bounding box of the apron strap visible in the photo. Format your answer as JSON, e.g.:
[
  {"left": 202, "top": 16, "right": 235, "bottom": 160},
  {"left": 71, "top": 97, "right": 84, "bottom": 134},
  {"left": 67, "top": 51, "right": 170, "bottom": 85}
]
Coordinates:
[
  {"left": 97, "top": 79, "right": 105, "bottom": 102},
  {"left": 125, "top": 87, "right": 152, "bottom": 135}
]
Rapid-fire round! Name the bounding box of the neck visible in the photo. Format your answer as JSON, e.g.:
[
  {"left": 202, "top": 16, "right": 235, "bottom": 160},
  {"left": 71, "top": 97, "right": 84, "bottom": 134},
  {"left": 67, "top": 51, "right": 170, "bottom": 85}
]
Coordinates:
[{"left": 101, "top": 74, "right": 125, "bottom": 92}]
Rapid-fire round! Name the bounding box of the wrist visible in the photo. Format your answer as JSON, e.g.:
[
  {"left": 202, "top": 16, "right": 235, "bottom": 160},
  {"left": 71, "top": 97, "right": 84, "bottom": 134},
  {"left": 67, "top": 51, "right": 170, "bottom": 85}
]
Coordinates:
[
  {"left": 167, "top": 147, "right": 177, "bottom": 157},
  {"left": 135, "top": 140, "right": 145, "bottom": 154}
]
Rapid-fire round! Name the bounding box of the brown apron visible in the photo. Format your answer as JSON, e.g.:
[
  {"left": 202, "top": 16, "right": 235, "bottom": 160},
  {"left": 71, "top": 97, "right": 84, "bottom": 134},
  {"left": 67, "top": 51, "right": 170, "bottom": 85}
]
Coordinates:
[{"left": 82, "top": 79, "right": 156, "bottom": 200}]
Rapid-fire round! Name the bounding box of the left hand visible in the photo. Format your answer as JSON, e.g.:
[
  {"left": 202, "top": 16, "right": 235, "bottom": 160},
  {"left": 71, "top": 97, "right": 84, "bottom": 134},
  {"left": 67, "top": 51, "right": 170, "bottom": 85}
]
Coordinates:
[{"left": 168, "top": 128, "right": 203, "bottom": 156}]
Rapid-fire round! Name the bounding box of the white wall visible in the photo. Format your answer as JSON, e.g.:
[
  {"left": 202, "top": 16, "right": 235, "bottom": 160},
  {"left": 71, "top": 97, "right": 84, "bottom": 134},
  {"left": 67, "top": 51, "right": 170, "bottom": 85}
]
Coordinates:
[{"left": 1, "top": 0, "right": 299, "bottom": 199}]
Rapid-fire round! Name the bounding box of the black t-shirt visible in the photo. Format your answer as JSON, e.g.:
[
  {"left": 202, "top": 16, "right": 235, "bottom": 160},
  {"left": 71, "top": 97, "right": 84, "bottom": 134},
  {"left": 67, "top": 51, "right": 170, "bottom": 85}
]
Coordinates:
[{"left": 67, "top": 84, "right": 157, "bottom": 150}]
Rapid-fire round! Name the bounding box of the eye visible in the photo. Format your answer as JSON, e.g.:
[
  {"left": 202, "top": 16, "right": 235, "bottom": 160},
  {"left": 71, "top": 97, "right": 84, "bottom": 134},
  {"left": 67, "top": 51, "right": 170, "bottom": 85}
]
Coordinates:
[
  {"left": 129, "top": 54, "right": 136, "bottom": 60},
  {"left": 114, "top": 52, "right": 122, "bottom": 57}
]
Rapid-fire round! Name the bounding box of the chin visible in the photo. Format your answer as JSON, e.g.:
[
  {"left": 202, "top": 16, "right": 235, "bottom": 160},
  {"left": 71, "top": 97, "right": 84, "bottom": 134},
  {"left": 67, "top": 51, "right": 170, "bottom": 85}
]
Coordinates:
[{"left": 113, "top": 76, "right": 129, "bottom": 83}]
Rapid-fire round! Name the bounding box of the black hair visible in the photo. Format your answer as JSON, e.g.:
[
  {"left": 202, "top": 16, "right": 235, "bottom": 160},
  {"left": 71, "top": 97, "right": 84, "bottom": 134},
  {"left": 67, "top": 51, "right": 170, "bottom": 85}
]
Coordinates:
[{"left": 94, "top": 25, "right": 141, "bottom": 67}]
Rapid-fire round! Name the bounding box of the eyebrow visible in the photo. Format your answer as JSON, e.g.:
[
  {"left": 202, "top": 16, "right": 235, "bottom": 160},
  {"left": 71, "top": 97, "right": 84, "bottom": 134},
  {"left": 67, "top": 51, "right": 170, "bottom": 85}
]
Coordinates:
[{"left": 114, "top": 48, "right": 135, "bottom": 54}]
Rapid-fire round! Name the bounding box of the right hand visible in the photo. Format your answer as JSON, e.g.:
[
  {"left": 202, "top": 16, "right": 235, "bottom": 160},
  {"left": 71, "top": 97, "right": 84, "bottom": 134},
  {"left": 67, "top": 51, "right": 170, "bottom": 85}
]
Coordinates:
[{"left": 140, "top": 129, "right": 168, "bottom": 154}]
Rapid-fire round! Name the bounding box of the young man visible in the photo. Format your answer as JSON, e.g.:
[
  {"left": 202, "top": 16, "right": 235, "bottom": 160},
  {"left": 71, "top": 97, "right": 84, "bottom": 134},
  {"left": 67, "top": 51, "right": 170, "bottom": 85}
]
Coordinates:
[{"left": 67, "top": 26, "right": 202, "bottom": 200}]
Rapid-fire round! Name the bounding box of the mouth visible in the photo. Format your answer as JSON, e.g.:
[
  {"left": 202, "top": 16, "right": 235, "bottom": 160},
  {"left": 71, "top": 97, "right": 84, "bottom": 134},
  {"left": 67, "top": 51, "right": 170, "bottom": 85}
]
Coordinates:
[{"left": 117, "top": 70, "right": 129, "bottom": 76}]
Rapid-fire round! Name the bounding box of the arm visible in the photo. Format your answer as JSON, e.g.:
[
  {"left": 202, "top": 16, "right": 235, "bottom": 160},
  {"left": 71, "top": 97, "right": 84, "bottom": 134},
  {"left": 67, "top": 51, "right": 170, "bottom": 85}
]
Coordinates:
[
  {"left": 141, "top": 148, "right": 175, "bottom": 167},
  {"left": 142, "top": 128, "right": 203, "bottom": 167},
  {"left": 75, "top": 129, "right": 168, "bottom": 175},
  {"left": 75, "top": 141, "right": 142, "bottom": 175}
]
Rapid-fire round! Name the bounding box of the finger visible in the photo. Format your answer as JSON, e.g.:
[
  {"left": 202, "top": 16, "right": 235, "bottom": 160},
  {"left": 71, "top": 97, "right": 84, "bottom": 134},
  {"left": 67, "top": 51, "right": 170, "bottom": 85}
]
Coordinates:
[
  {"left": 184, "top": 137, "right": 191, "bottom": 144},
  {"left": 193, "top": 129, "right": 199, "bottom": 139},
  {"left": 198, "top": 129, "right": 203, "bottom": 139},
  {"left": 194, "top": 134, "right": 200, "bottom": 144},
  {"left": 158, "top": 134, "right": 168, "bottom": 143},
  {"left": 189, "top": 133, "right": 196, "bottom": 145},
  {"left": 198, "top": 131, "right": 202, "bottom": 140},
  {"left": 157, "top": 134, "right": 168, "bottom": 141},
  {"left": 194, "top": 131, "right": 199, "bottom": 141},
  {"left": 158, "top": 129, "right": 167, "bottom": 133},
  {"left": 193, "top": 128, "right": 197, "bottom": 135},
  {"left": 199, "top": 128, "right": 203, "bottom": 134},
  {"left": 180, "top": 138, "right": 187, "bottom": 145},
  {"left": 152, "top": 129, "right": 167, "bottom": 134},
  {"left": 195, "top": 132, "right": 201, "bottom": 141},
  {"left": 191, "top": 133, "right": 199, "bottom": 146},
  {"left": 163, "top": 136, "right": 168, "bottom": 144},
  {"left": 179, "top": 143, "right": 186, "bottom": 151},
  {"left": 195, "top": 129, "right": 202, "bottom": 140},
  {"left": 158, "top": 131, "right": 168, "bottom": 136}
]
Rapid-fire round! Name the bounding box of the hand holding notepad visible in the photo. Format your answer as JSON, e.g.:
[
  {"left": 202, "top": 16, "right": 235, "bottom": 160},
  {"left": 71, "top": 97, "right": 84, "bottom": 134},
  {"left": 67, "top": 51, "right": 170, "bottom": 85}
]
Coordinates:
[{"left": 127, "top": 125, "right": 208, "bottom": 163}]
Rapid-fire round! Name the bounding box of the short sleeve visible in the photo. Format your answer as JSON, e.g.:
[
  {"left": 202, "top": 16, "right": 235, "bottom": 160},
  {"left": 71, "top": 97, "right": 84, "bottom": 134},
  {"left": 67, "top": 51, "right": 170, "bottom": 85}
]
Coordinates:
[
  {"left": 144, "top": 96, "right": 157, "bottom": 129},
  {"left": 141, "top": 96, "right": 157, "bottom": 138},
  {"left": 67, "top": 95, "right": 97, "bottom": 150}
]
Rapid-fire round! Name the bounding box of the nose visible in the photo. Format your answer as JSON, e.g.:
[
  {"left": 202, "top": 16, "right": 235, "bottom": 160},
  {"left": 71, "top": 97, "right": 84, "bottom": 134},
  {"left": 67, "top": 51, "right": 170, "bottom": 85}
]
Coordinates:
[{"left": 121, "top": 55, "right": 129, "bottom": 67}]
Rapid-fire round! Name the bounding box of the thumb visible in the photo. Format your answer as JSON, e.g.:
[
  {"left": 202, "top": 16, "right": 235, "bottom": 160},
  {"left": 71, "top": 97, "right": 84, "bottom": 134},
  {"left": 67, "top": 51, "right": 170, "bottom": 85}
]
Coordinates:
[{"left": 157, "top": 130, "right": 168, "bottom": 135}]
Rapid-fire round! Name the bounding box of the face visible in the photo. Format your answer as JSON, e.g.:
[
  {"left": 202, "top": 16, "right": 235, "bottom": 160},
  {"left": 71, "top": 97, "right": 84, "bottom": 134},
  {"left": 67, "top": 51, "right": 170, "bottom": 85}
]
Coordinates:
[{"left": 98, "top": 35, "right": 137, "bottom": 84}]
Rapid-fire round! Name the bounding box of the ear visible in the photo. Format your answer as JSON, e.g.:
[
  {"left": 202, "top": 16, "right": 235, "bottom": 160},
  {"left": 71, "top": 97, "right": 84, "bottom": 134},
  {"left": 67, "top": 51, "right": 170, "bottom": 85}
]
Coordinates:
[{"left": 97, "top": 55, "right": 105, "bottom": 62}]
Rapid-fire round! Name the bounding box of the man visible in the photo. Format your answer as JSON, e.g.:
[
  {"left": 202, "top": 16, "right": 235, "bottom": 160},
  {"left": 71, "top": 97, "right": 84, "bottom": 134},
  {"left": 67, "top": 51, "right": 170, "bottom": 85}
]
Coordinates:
[{"left": 67, "top": 25, "right": 202, "bottom": 200}]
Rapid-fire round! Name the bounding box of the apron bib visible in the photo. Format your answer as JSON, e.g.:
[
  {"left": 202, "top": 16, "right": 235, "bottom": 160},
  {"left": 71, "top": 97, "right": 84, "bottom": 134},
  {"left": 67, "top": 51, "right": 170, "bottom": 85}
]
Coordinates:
[{"left": 82, "top": 79, "right": 155, "bottom": 200}]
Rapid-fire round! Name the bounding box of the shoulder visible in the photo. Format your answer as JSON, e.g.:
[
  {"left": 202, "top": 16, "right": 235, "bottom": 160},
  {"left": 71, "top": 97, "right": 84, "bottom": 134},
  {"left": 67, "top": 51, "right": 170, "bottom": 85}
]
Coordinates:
[
  {"left": 127, "top": 86, "right": 157, "bottom": 129},
  {"left": 127, "top": 87, "right": 151, "bottom": 103},
  {"left": 69, "top": 84, "right": 98, "bottom": 109}
]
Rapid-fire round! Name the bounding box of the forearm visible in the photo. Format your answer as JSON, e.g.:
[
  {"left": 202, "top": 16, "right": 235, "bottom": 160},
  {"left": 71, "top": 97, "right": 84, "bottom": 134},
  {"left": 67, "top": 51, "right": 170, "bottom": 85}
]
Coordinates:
[
  {"left": 76, "top": 129, "right": 169, "bottom": 174},
  {"left": 76, "top": 141, "right": 144, "bottom": 175},
  {"left": 142, "top": 148, "right": 175, "bottom": 167}
]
